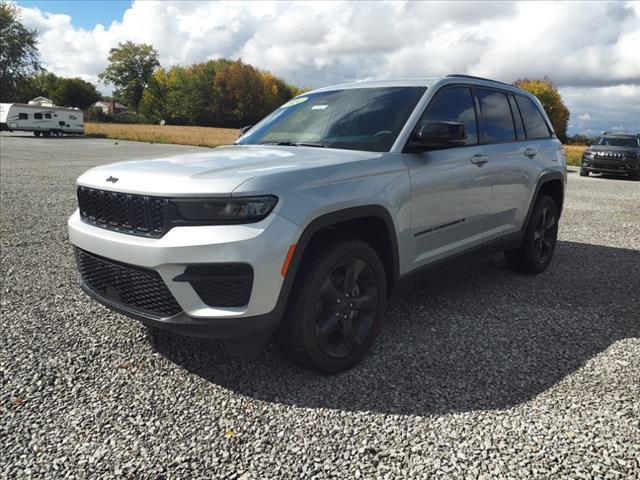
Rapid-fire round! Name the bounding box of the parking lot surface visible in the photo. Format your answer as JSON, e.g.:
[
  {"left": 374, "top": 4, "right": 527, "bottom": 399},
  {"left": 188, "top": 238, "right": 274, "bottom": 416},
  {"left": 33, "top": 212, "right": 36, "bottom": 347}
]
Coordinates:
[{"left": 1, "top": 132, "right": 639, "bottom": 479}]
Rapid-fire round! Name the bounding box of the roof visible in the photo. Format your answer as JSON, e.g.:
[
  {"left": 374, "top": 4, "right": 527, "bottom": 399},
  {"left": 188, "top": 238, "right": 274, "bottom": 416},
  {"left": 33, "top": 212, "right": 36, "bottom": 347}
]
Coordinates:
[
  {"left": 303, "top": 74, "right": 526, "bottom": 96},
  {"left": 31, "top": 96, "right": 53, "bottom": 102}
]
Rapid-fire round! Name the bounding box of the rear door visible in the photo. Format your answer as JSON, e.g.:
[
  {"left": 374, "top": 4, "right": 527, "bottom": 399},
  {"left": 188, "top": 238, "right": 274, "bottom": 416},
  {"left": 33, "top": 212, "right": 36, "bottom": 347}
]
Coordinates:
[
  {"left": 406, "top": 85, "right": 493, "bottom": 269},
  {"left": 482, "top": 91, "right": 556, "bottom": 240}
]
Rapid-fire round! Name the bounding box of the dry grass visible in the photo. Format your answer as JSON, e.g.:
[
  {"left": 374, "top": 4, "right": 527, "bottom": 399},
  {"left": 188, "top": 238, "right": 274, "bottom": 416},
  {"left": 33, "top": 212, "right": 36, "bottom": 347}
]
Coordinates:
[
  {"left": 86, "top": 123, "right": 589, "bottom": 167},
  {"left": 564, "top": 145, "right": 587, "bottom": 167},
  {"left": 85, "top": 123, "right": 239, "bottom": 148}
]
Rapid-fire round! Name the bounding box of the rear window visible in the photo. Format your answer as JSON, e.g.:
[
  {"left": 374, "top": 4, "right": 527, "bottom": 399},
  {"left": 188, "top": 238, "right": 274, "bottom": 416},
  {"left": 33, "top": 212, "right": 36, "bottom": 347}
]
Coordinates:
[
  {"left": 477, "top": 89, "right": 516, "bottom": 143},
  {"left": 515, "top": 95, "right": 551, "bottom": 139}
]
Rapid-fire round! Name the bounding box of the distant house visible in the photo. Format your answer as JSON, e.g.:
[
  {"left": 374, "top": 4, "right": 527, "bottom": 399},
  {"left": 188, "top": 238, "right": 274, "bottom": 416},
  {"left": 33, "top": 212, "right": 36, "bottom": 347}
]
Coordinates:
[
  {"left": 28, "top": 96, "right": 55, "bottom": 107},
  {"left": 94, "top": 100, "right": 128, "bottom": 115}
]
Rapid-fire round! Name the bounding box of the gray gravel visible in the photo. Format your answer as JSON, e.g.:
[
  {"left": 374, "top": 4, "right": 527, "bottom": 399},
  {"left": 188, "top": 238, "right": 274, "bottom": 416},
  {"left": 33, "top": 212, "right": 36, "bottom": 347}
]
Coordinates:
[{"left": 1, "top": 132, "right": 639, "bottom": 479}]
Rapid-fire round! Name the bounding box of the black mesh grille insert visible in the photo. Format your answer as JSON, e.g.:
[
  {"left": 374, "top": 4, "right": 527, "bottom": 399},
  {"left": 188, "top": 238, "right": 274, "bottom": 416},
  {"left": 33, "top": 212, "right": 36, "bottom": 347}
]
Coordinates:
[
  {"left": 175, "top": 264, "right": 253, "bottom": 307},
  {"left": 76, "top": 248, "right": 182, "bottom": 318},
  {"left": 77, "top": 186, "right": 167, "bottom": 238}
]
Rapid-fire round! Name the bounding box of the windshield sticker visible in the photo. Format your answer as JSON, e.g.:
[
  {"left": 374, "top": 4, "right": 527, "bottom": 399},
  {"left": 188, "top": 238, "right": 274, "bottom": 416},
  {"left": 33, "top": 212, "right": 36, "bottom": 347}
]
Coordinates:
[
  {"left": 311, "top": 104, "right": 328, "bottom": 110},
  {"left": 281, "top": 97, "right": 308, "bottom": 108}
]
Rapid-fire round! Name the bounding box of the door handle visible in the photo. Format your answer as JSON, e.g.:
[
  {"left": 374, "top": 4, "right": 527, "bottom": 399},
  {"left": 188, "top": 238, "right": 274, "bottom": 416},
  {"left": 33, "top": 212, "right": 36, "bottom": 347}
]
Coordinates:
[
  {"left": 523, "top": 147, "right": 538, "bottom": 158},
  {"left": 470, "top": 154, "right": 489, "bottom": 166}
]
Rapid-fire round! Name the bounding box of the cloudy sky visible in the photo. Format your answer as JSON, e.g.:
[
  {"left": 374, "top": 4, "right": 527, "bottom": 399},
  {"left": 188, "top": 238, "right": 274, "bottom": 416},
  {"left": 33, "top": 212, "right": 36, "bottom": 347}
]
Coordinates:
[{"left": 17, "top": 0, "right": 640, "bottom": 136}]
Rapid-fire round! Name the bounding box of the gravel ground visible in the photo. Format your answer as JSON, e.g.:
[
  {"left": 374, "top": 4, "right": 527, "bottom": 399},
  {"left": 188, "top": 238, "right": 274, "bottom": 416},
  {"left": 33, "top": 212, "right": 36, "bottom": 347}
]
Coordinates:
[{"left": 1, "top": 132, "right": 639, "bottom": 479}]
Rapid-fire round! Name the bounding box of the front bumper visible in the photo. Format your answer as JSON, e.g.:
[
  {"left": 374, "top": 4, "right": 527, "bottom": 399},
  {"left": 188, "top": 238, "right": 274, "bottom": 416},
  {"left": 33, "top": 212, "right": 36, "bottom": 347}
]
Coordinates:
[
  {"left": 582, "top": 156, "right": 640, "bottom": 175},
  {"left": 68, "top": 210, "right": 301, "bottom": 340}
]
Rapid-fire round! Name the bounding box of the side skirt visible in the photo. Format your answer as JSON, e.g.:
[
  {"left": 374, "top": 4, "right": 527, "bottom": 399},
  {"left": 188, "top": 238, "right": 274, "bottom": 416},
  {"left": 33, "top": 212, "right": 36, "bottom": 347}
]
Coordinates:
[{"left": 394, "top": 231, "right": 524, "bottom": 292}]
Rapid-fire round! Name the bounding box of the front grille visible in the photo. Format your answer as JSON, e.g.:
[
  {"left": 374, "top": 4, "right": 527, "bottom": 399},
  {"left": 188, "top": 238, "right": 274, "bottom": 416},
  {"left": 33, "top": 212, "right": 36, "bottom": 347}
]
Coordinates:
[
  {"left": 76, "top": 248, "right": 182, "bottom": 318},
  {"left": 77, "top": 187, "right": 167, "bottom": 238},
  {"left": 175, "top": 264, "right": 253, "bottom": 307}
]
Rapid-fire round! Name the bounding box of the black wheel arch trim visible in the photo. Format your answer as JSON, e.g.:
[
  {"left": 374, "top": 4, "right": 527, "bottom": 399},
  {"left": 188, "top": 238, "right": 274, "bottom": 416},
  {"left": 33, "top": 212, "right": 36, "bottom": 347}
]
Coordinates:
[
  {"left": 281, "top": 205, "right": 400, "bottom": 301},
  {"left": 524, "top": 170, "right": 565, "bottom": 228}
]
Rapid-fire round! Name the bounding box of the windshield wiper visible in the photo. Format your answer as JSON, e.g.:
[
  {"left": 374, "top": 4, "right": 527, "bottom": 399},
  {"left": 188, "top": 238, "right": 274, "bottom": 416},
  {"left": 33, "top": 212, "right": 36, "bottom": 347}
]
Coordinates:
[{"left": 259, "top": 141, "right": 325, "bottom": 148}]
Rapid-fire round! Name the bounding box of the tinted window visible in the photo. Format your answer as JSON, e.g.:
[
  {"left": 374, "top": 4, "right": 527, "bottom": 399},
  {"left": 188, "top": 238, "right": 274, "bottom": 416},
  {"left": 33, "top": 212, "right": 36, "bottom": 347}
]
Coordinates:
[
  {"left": 515, "top": 95, "right": 551, "bottom": 139},
  {"left": 19, "top": 113, "right": 28, "bottom": 120},
  {"left": 44, "top": 113, "right": 52, "bottom": 119},
  {"left": 35, "top": 113, "right": 43, "bottom": 119},
  {"left": 419, "top": 87, "right": 478, "bottom": 145},
  {"left": 477, "top": 89, "right": 515, "bottom": 143},
  {"left": 238, "top": 87, "right": 426, "bottom": 152},
  {"left": 594, "top": 136, "right": 639, "bottom": 147},
  {"left": 508, "top": 94, "right": 526, "bottom": 140}
]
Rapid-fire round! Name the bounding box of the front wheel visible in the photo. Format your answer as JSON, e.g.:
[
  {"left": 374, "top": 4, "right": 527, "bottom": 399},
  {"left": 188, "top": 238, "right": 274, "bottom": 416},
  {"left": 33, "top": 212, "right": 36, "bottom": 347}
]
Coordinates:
[
  {"left": 579, "top": 168, "right": 589, "bottom": 177},
  {"left": 277, "top": 240, "right": 387, "bottom": 373},
  {"left": 505, "top": 195, "right": 559, "bottom": 274}
]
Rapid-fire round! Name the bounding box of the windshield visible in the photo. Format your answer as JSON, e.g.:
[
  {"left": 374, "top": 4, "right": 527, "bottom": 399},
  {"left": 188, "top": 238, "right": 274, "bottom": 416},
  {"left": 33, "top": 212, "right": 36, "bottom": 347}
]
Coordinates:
[
  {"left": 237, "top": 87, "right": 426, "bottom": 152},
  {"left": 594, "top": 136, "right": 639, "bottom": 147}
]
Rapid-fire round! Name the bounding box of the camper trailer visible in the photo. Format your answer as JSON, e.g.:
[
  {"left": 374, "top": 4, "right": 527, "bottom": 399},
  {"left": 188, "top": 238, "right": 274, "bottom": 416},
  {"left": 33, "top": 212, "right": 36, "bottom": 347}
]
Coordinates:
[{"left": 0, "top": 103, "right": 84, "bottom": 136}]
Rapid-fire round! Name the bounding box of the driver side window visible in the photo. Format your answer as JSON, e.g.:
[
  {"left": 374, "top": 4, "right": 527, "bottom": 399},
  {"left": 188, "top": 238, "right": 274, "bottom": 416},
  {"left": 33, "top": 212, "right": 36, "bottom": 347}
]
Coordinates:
[{"left": 418, "top": 87, "right": 478, "bottom": 145}]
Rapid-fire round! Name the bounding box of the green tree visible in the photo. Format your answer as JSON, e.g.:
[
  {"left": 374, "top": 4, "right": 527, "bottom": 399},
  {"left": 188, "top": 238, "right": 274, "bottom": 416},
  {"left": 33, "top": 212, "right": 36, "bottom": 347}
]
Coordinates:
[
  {"left": 0, "top": 0, "right": 41, "bottom": 101},
  {"left": 99, "top": 41, "right": 159, "bottom": 114},
  {"left": 51, "top": 77, "right": 100, "bottom": 109},
  {"left": 513, "top": 77, "right": 570, "bottom": 142}
]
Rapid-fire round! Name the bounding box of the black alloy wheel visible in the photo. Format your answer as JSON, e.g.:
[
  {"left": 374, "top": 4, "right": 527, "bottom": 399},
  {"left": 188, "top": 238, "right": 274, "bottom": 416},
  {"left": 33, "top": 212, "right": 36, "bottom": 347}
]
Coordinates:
[
  {"left": 278, "top": 239, "right": 387, "bottom": 373},
  {"left": 505, "top": 195, "right": 559, "bottom": 274},
  {"left": 532, "top": 205, "right": 556, "bottom": 266},
  {"left": 313, "top": 257, "right": 378, "bottom": 359}
]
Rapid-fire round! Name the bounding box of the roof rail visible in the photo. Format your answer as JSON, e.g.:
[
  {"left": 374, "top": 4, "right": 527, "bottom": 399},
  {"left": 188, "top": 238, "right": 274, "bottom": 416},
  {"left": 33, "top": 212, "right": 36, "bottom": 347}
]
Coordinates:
[{"left": 445, "top": 74, "right": 513, "bottom": 87}]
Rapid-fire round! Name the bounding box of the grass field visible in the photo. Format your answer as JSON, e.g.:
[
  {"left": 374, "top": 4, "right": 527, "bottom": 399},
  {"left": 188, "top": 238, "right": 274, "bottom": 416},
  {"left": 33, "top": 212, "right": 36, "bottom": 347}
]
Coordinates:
[
  {"left": 85, "top": 123, "right": 239, "bottom": 148},
  {"left": 564, "top": 145, "right": 587, "bottom": 167},
  {"left": 86, "top": 123, "right": 588, "bottom": 166}
]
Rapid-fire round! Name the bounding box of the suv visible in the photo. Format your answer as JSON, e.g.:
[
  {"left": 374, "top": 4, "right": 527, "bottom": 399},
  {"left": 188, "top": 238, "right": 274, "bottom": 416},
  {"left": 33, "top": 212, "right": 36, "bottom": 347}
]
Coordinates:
[
  {"left": 68, "top": 75, "right": 566, "bottom": 372},
  {"left": 580, "top": 133, "right": 640, "bottom": 180}
]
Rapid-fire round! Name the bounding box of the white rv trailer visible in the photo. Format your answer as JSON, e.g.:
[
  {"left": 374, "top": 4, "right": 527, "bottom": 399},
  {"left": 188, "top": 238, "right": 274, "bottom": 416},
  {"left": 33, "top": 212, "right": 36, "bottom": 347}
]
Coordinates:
[{"left": 0, "top": 103, "right": 84, "bottom": 136}]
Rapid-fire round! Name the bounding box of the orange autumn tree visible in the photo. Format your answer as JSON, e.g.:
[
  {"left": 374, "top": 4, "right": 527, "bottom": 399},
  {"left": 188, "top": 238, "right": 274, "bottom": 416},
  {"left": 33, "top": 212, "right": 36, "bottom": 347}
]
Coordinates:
[{"left": 514, "top": 77, "right": 570, "bottom": 142}]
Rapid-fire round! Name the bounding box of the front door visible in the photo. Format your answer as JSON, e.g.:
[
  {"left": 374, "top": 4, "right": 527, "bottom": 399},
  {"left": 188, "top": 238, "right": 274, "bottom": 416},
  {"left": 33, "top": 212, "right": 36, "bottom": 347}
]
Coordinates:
[{"left": 405, "top": 85, "right": 493, "bottom": 270}]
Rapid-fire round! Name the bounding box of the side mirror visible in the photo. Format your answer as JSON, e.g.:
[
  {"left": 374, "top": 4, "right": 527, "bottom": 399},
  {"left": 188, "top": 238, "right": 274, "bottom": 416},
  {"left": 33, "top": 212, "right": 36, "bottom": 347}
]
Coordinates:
[
  {"left": 239, "top": 125, "right": 253, "bottom": 137},
  {"left": 406, "top": 121, "right": 466, "bottom": 152}
]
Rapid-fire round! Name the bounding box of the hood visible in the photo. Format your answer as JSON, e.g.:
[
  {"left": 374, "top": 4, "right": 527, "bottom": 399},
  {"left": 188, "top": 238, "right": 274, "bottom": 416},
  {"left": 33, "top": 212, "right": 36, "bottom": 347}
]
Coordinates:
[
  {"left": 77, "top": 145, "right": 379, "bottom": 196},
  {"left": 588, "top": 145, "right": 638, "bottom": 154}
]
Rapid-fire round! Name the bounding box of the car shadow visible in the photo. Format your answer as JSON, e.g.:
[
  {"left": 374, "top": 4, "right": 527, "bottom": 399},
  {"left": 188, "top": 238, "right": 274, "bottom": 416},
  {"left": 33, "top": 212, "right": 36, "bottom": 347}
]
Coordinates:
[{"left": 148, "top": 240, "right": 639, "bottom": 415}]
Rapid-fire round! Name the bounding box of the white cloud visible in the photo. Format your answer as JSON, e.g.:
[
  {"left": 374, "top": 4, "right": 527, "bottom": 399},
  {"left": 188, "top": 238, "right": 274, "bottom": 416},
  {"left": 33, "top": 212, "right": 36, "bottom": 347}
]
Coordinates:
[
  {"left": 18, "top": 0, "right": 640, "bottom": 135},
  {"left": 578, "top": 113, "right": 592, "bottom": 121}
]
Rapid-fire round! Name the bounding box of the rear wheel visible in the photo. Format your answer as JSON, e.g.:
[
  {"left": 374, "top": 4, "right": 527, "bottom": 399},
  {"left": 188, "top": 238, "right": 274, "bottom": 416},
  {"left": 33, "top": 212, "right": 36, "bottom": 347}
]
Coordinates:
[
  {"left": 505, "top": 195, "right": 559, "bottom": 274},
  {"left": 579, "top": 168, "right": 589, "bottom": 177},
  {"left": 43, "top": 131, "right": 51, "bottom": 137},
  {"left": 277, "top": 240, "right": 387, "bottom": 373}
]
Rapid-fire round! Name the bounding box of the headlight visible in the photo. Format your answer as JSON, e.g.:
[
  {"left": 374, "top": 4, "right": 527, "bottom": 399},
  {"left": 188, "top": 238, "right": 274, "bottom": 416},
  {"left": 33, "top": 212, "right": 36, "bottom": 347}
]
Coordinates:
[
  {"left": 583, "top": 150, "right": 594, "bottom": 158},
  {"left": 167, "top": 196, "right": 278, "bottom": 225}
]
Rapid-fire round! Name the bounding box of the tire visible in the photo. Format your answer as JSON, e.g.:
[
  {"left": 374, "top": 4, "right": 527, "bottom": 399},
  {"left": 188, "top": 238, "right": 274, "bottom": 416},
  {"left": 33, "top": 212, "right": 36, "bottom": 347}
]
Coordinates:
[
  {"left": 579, "top": 168, "right": 589, "bottom": 177},
  {"left": 630, "top": 170, "right": 640, "bottom": 181},
  {"left": 43, "top": 131, "right": 51, "bottom": 137},
  {"left": 33, "top": 131, "right": 41, "bottom": 137},
  {"left": 505, "top": 195, "right": 559, "bottom": 274},
  {"left": 55, "top": 130, "right": 63, "bottom": 137},
  {"left": 277, "top": 239, "right": 387, "bottom": 373}
]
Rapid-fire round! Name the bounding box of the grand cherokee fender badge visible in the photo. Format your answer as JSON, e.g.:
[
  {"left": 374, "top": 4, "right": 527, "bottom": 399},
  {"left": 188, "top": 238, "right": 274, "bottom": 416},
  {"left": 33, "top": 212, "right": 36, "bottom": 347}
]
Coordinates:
[{"left": 106, "top": 176, "right": 119, "bottom": 183}]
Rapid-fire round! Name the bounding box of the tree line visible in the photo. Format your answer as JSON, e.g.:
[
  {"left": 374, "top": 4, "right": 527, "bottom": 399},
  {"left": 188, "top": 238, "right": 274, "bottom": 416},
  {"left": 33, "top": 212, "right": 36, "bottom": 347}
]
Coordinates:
[{"left": 1, "top": 0, "right": 570, "bottom": 139}]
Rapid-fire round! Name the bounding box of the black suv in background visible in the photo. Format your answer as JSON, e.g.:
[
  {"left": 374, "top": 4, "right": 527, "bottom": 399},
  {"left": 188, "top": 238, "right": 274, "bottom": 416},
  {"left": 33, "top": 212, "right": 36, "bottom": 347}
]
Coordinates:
[{"left": 580, "top": 133, "right": 640, "bottom": 180}]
